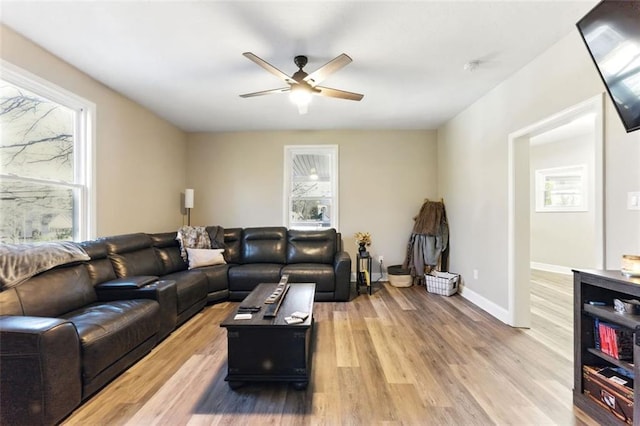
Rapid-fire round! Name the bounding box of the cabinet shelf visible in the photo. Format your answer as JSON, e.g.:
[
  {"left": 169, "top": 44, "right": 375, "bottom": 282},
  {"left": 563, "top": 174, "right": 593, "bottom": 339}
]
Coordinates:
[
  {"left": 586, "top": 347, "right": 634, "bottom": 372},
  {"left": 574, "top": 269, "right": 640, "bottom": 425},
  {"left": 583, "top": 304, "right": 640, "bottom": 330}
]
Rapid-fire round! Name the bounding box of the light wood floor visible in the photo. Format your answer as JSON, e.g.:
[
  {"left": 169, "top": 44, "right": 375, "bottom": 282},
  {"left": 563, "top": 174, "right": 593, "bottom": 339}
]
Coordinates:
[
  {"left": 525, "top": 269, "right": 574, "bottom": 362},
  {"left": 62, "top": 281, "right": 596, "bottom": 426}
]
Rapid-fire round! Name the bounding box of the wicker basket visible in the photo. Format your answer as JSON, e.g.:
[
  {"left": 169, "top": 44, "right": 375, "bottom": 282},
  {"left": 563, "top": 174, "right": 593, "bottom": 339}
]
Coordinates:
[
  {"left": 387, "top": 265, "right": 412, "bottom": 287},
  {"left": 425, "top": 271, "right": 459, "bottom": 296}
]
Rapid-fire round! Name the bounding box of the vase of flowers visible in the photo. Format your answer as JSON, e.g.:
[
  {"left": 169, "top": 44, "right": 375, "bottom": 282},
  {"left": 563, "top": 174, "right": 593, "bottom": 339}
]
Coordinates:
[{"left": 354, "top": 232, "right": 372, "bottom": 254}]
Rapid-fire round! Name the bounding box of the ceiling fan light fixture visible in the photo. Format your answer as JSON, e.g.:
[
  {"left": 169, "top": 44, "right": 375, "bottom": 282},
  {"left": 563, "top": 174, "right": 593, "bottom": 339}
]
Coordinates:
[
  {"left": 290, "top": 84, "right": 313, "bottom": 107},
  {"left": 240, "top": 52, "right": 363, "bottom": 111}
]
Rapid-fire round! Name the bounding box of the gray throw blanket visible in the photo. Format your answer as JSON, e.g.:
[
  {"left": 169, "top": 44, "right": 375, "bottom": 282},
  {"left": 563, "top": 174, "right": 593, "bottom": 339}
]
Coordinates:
[{"left": 0, "top": 241, "right": 90, "bottom": 290}]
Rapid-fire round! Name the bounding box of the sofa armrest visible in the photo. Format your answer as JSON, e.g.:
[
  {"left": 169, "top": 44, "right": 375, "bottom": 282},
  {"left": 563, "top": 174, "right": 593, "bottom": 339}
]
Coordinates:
[
  {"left": 96, "top": 278, "right": 178, "bottom": 340},
  {"left": 0, "top": 316, "right": 82, "bottom": 425},
  {"left": 333, "top": 251, "right": 352, "bottom": 301},
  {"left": 95, "top": 275, "right": 159, "bottom": 289}
]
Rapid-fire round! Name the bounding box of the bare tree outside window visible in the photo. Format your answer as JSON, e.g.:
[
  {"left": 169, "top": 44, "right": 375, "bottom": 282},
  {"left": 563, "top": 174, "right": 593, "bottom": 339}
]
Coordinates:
[
  {"left": 1, "top": 79, "right": 79, "bottom": 243},
  {"left": 284, "top": 146, "right": 338, "bottom": 230}
]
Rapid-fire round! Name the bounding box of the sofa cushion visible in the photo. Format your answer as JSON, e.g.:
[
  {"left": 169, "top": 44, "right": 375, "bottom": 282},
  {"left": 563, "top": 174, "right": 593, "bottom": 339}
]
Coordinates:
[
  {"left": 287, "top": 229, "right": 337, "bottom": 264},
  {"left": 281, "top": 264, "right": 336, "bottom": 292},
  {"left": 104, "top": 234, "right": 163, "bottom": 277},
  {"left": 223, "top": 228, "right": 243, "bottom": 264},
  {"left": 161, "top": 270, "right": 208, "bottom": 314},
  {"left": 150, "top": 232, "right": 188, "bottom": 275},
  {"left": 196, "top": 264, "right": 230, "bottom": 293},
  {"left": 80, "top": 240, "right": 117, "bottom": 286},
  {"left": 12, "top": 264, "right": 97, "bottom": 317},
  {"left": 0, "top": 287, "right": 22, "bottom": 316},
  {"left": 61, "top": 299, "right": 159, "bottom": 384},
  {"left": 228, "top": 263, "right": 282, "bottom": 292},
  {"left": 241, "top": 227, "right": 287, "bottom": 264},
  {"left": 206, "top": 226, "right": 226, "bottom": 248}
]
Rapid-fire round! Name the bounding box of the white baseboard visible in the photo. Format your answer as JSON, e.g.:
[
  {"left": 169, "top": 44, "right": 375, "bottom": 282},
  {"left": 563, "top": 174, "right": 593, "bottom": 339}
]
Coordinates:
[
  {"left": 529, "top": 262, "right": 572, "bottom": 275},
  {"left": 458, "top": 285, "right": 510, "bottom": 325}
]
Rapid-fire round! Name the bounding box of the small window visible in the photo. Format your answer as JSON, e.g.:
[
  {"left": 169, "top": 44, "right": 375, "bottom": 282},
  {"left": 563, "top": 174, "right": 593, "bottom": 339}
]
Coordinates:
[
  {"left": 0, "top": 62, "right": 94, "bottom": 243},
  {"left": 535, "top": 165, "right": 588, "bottom": 212},
  {"left": 284, "top": 145, "right": 338, "bottom": 230}
]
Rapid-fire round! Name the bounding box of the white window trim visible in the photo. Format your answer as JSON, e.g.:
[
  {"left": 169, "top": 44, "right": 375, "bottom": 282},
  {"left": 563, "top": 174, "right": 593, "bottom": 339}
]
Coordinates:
[
  {"left": 1, "top": 60, "right": 96, "bottom": 240},
  {"left": 283, "top": 145, "right": 339, "bottom": 230}
]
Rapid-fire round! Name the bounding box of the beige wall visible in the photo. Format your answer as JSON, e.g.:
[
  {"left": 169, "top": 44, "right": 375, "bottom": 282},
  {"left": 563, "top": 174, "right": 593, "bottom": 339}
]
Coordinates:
[
  {"left": 1, "top": 25, "right": 188, "bottom": 236},
  {"left": 438, "top": 29, "right": 640, "bottom": 310},
  {"left": 187, "top": 130, "right": 438, "bottom": 270},
  {"left": 5, "top": 20, "right": 638, "bottom": 317},
  {"left": 529, "top": 134, "right": 596, "bottom": 269}
]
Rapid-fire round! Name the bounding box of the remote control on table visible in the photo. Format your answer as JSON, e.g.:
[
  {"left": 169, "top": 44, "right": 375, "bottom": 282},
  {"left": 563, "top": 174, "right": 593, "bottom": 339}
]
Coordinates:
[{"left": 263, "top": 275, "right": 290, "bottom": 318}]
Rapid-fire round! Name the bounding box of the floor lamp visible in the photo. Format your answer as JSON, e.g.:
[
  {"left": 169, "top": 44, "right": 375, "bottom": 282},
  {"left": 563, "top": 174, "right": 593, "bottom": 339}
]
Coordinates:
[{"left": 184, "top": 188, "right": 194, "bottom": 226}]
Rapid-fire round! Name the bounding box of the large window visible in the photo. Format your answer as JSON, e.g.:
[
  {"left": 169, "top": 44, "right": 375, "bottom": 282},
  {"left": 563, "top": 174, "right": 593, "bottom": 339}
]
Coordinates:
[
  {"left": 0, "top": 62, "right": 94, "bottom": 243},
  {"left": 284, "top": 145, "right": 338, "bottom": 230}
]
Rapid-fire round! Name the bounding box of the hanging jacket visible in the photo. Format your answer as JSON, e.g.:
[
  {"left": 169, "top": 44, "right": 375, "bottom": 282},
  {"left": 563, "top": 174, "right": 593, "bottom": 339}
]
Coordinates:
[{"left": 403, "top": 200, "right": 449, "bottom": 280}]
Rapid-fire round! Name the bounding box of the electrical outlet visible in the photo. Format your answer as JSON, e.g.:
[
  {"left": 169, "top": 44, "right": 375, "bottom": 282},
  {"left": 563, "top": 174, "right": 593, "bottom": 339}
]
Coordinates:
[
  {"left": 378, "top": 255, "right": 384, "bottom": 263},
  {"left": 473, "top": 269, "right": 479, "bottom": 280}
]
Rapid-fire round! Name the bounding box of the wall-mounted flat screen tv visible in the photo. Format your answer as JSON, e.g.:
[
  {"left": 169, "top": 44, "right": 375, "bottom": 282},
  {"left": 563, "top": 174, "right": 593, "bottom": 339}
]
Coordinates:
[{"left": 577, "top": 0, "right": 640, "bottom": 133}]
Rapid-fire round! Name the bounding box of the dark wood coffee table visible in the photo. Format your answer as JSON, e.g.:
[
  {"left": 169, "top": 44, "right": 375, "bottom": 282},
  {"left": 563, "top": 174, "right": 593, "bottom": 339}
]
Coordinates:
[{"left": 220, "top": 282, "right": 315, "bottom": 390}]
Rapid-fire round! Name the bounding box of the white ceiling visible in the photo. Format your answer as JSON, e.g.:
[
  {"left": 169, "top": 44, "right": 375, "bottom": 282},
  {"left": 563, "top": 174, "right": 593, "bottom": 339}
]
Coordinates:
[{"left": 0, "top": 0, "right": 599, "bottom": 132}]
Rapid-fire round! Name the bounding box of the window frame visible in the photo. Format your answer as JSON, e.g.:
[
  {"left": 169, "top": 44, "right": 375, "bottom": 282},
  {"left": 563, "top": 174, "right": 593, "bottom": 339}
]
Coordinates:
[
  {"left": 0, "top": 60, "right": 96, "bottom": 241},
  {"left": 283, "top": 145, "right": 339, "bottom": 230},
  {"left": 534, "top": 164, "right": 588, "bottom": 212}
]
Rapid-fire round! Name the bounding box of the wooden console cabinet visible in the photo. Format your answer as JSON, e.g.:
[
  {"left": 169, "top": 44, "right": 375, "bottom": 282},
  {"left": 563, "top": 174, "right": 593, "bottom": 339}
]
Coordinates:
[{"left": 573, "top": 269, "right": 640, "bottom": 425}]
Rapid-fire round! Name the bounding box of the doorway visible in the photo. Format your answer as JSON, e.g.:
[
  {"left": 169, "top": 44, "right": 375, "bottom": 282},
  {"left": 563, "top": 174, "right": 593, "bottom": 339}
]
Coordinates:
[
  {"left": 507, "top": 94, "right": 604, "bottom": 328},
  {"left": 526, "top": 118, "right": 598, "bottom": 360}
]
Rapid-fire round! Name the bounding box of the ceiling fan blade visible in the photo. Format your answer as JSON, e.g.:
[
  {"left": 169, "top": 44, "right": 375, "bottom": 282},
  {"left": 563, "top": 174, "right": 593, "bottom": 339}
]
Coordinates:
[
  {"left": 315, "top": 86, "right": 364, "bottom": 101},
  {"left": 304, "top": 53, "right": 353, "bottom": 86},
  {"left": 239, "top": 87, "right": 291, "bottom": 98},
  {"left": 243, "top": 52, "right": 296, "bottom": 84}
]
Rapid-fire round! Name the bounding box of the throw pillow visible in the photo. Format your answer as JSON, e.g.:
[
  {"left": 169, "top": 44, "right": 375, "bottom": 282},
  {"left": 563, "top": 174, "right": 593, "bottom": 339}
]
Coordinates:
[{"left": 186, "top": 248, "right": 226, "bottom": 269}]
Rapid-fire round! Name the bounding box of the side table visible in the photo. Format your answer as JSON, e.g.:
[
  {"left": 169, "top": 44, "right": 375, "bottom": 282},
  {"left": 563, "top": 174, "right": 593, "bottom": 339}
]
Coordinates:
[{"left": 357, "top": 252, "right": 372, "bottom": 295}]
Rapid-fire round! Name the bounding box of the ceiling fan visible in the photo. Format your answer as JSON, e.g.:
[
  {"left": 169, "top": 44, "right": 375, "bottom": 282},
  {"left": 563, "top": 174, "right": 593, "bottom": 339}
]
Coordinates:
[{"left": 240, "top": 52, "right": 364, "bottom": 114}]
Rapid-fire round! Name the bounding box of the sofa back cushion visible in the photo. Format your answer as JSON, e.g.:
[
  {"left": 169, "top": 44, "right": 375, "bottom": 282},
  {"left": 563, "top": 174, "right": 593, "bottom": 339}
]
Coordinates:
[
  {"left": 206, "top": 226, "right": 226, "bottom": 248},
  {"left": 150, "top": 232, "right": 188, "bottom": 275},
  {"left": 287, "top": 229, "right": 337, "bottom": 264},
  {"left": 0, "top": 287, "right": 22, "bottom": 315},
  {"left": 104, "top": 233, "right": 163, "bottom": 277},
  {"left": 223, "top": 228, "right": 243, "bottom": 264},
  {"left": 80, "top": 240, "right": 117, "bottom": 286},
  {"left": 4, "top": 264, "right": 97, "bottom": 317},
  {"left": 241, "top": 227, "right": 287, "bottom": 264}
]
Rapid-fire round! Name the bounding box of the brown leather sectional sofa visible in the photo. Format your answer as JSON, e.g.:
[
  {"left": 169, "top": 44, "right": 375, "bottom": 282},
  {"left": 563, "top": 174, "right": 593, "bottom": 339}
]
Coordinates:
[{"left": 0, "top": 226, "right": 350, "bottom": 425}]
